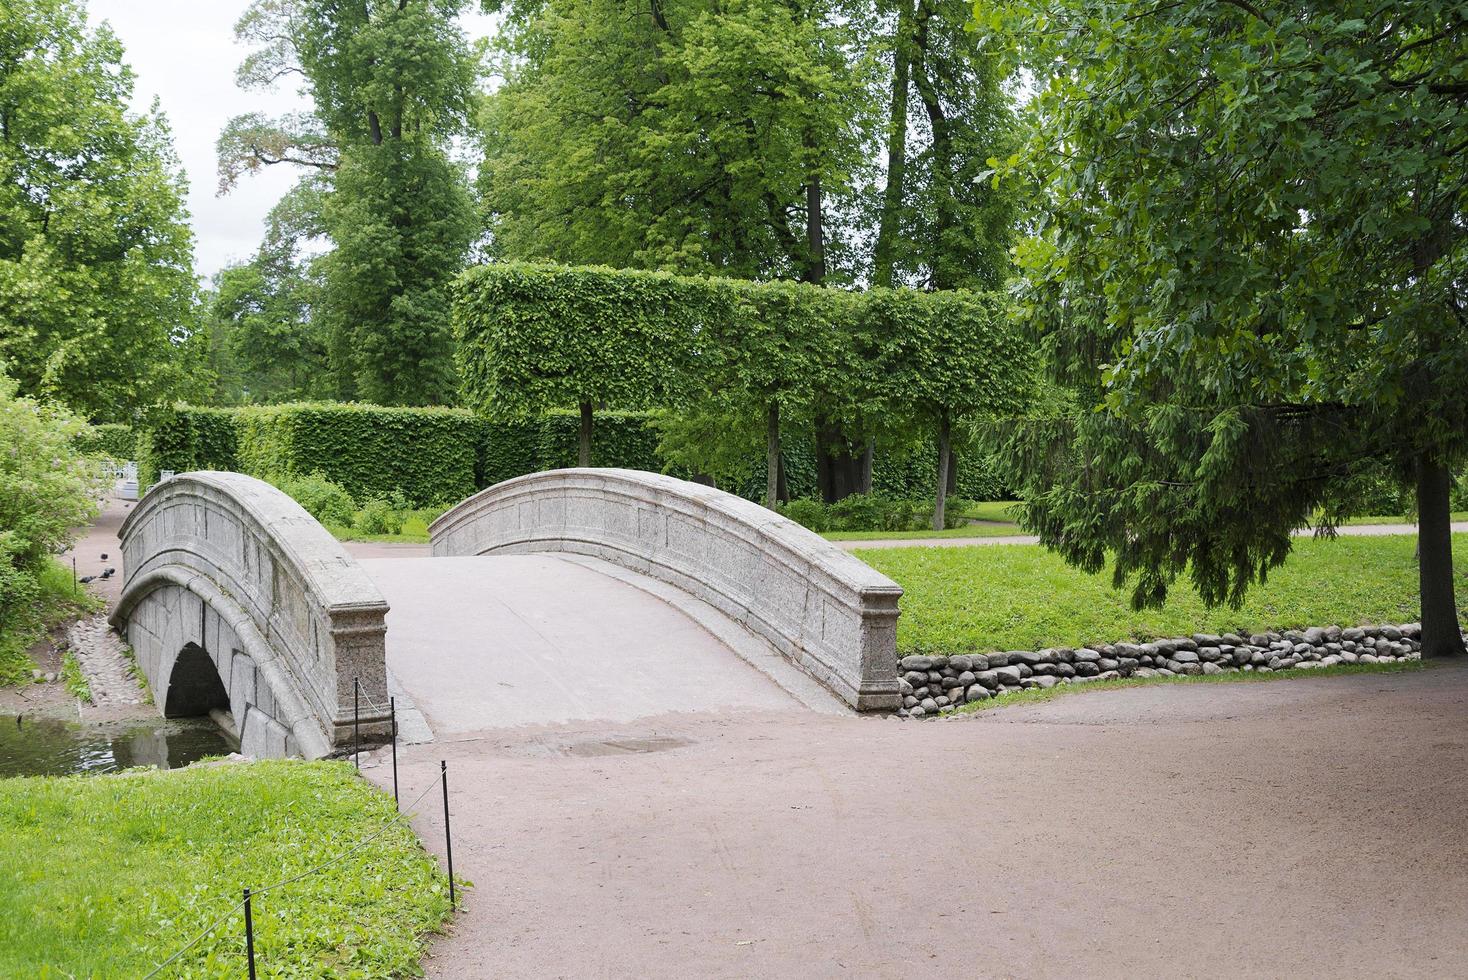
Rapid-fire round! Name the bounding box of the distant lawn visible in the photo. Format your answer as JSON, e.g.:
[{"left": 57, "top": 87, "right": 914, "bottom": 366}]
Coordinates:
[
  {"left": 959, "top": 500, "right": 1023, "bottom": 523},
  {"left": 857, "top": 532, "right": 1464, "bottom": 654},
  {"left": 326, "top": 508, "right": 437, "bottom": 544},
  {"left": 823, "top": 522, "right": 1029, "bottom": 541},
  {"left": 0, "top": 761, "right": 453, "bottom": 978}
]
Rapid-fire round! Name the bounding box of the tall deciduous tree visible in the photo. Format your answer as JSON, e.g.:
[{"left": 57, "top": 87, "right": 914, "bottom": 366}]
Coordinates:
[
  {"left": 991, "top": 0, "right": 1468, "bottom": 656},
  {"left": 478, "top": 0, "right": 880, "bottom": 282},
  {"left": 0, "top": 0, "right": 199, "bottom": 421},
  {"left": 221, "top": 0, "right": 479, "bottom": 406}
]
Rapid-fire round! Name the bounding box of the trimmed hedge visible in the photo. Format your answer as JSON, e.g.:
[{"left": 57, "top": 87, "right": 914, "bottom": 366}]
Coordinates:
[
  {"left": 234, "top": 403, "right": 480, "bottom": 507},
  {"left": 137, "top": 407, "right": 238, "bottom": 488},
  {"left": 137, "top": 402, "right": 1007, "bottom": 511},
  {"left": 74, "top": 423, "right": 136, "bottom": 460}
]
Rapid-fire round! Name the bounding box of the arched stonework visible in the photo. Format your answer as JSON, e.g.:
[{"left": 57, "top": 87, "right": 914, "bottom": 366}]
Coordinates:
[
  {"left": 429, "top": 468, "right": 903, "bottom": 710},
  {"left": 111, "top": 472, "right": 391, "bottom": 758}
]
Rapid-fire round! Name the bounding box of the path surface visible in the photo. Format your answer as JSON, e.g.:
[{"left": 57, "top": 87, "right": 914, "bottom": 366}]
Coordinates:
[
  {"left": 373, "top": 663, "right": 1468, "bottom": 979},
  {"left": 361, "top": 554, "right": 807, "bottom": 733}
]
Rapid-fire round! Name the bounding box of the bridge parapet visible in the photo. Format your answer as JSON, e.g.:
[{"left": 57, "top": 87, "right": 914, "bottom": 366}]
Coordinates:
[
  {"left": 111, "top": 472, "right": 390, "bottom": 758},
  {"left": 430, "top": 468, "right": 902, "bottom": 710}
]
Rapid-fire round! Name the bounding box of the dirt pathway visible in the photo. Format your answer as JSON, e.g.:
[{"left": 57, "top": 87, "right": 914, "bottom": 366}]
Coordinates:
[{"left": 372, "top": 664, "right": 1468, "bottom": 979}]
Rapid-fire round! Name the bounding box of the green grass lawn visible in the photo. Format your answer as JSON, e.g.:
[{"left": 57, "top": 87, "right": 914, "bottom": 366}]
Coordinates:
[
  {"left": 0, "top": 760, "right": 454, "bottom": 978},
  {"left": 822, "top": 521, "right": 1029, "bottom": 541},
  {"left": 1, "top": 558, "right": 102, "bottom": 686},
  {"left": 857, "top": 532, "right": 1464, "bottom": 654},
  {"left": 326, "top": 508, "right": 438, "bottom": 544}
]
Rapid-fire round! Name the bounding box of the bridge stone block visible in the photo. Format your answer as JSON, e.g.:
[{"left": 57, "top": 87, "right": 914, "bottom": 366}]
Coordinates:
[
  {"left": 429, "top": 468, "right": 902, "bottom": 710},
  {"left": 111, "top": 472, "right": 391, "bottom": 758}
]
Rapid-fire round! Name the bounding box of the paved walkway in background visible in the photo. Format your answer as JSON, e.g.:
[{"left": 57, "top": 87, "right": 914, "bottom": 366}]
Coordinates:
[
  {"left": 372, "top": 663, "right": 1468, "bottom": 979},
  {"left": 829, "top": 519, "right": 1468, "bottom": 550}
]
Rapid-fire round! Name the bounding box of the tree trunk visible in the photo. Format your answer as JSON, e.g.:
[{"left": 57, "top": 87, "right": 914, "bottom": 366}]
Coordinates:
[
  {"left": 933, "top": 412, "right": 951, "bottom": 532},
  {"left": 872, "top": 0, "right": 912, "bottom": 289},
  {"left": 1416, "top": 455, "right": 1464, "bottom": 658},
  {"left": 912, "top": 0, "right": 956, "bottom": 290},
  {"left": 860, "top": 437, "right": 875, "bottom": 494},
  {"left": 765, "top": 402, "right": 781, "bottom": 510},
  {"left": 578, "top": 400, "right": 593, "bottom": 467},
  {"left": 776, "top": 451, "right": 789, "bottom": 504},
  {"left": 802, "top": 133, "right": 826, "bottom": 285},
  {"left": 946, "top": 443, "right": 958, "bottom": 495}
]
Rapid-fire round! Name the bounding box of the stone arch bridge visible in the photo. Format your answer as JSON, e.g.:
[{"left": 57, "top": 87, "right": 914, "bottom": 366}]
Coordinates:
[{"left": 112, "top": 469, "right": 903, "bottom": 757}]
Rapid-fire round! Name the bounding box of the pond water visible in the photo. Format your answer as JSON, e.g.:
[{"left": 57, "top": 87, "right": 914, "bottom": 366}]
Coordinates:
[{"left": 0, "top": 713, "right": 237, "bottom": 778}]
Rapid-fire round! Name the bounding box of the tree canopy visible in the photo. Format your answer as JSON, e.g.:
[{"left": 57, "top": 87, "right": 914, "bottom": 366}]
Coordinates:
[
  {"left": 989, "top": 0, "right": 1468, "bottom": 655},
  {"left": 221, "top": 0, "right": 480, "bottom": 406},
  {"left": 0, "top": 0, "right": 199, "bottom": 421}
]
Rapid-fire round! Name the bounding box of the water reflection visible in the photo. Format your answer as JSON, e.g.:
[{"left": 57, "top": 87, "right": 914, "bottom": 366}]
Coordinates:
[{"left": 0, "top": 713, "right": 237, "bottom": 777}]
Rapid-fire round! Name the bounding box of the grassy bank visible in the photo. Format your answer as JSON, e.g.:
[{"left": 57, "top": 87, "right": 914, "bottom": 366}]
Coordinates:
[
  {"left": 0, "top": 558, "right": 102, "bottom": 686},
  {"left": 0, "top": 760, "right": 453, "bottom": 978},
  {"left": 858, "top": 533, "right": 1465, "bottom": 654},
  {"left": 325, "top": 507, "right": 439, "bottom": 544}
]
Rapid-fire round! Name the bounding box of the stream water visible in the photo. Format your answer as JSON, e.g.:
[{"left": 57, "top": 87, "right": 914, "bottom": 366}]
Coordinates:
[{"left": 0, "top": 713, "right": 236, "bottom": 777}]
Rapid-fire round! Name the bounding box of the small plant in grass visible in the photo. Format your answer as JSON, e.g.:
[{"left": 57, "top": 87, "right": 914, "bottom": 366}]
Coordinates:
[{"left": 59, "top": 651, "right": 90, "bottom": 701}]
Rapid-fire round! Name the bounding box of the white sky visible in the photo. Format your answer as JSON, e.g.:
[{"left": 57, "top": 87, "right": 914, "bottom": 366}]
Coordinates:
[{"left": 88, "top": 2, "right": 499, "bottom": 282}]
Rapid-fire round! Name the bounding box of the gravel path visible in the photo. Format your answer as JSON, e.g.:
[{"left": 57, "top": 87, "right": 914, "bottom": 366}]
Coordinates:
[{"left": 374, "top": 663, "right": 1468, "bottom": 979}]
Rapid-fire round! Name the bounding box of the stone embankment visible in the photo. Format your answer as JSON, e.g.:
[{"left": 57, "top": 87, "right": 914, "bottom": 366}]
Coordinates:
[{"left": 897, "top": 624, "right": 1425, "bottom": 717}]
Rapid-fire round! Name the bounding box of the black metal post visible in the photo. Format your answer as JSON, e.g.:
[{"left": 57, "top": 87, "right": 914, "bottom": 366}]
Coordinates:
[
  {"left": 72, "top": 557, "right": 78, "bottom": 596},
  {"left": 243, "top": 887, "right": 257, "bottom": 979},
  {"left": 441, "top": 760, "right": 455, "bottom": 909},
  {"left": 390, "top": 697, "right": 399, "bottom": 807},
  {"left": 353, "top": 677, "right": 360, "bottom": 770}
]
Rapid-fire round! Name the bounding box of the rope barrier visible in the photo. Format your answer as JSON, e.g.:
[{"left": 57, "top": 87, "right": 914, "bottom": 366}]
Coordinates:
[{"left": 142, "top": 769, "right": 447, "bottom": 978}]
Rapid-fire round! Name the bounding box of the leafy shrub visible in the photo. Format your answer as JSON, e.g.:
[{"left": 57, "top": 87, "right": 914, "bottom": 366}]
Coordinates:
[
  {"left": 275, "top": 472, "right": 357, "bottom": 527},
  {"left": 353, "top": 498, "right": 407, "bottom": 535},
  {"left": 74, "top": 423, "right": 135, "bottom": 461},
  {"left": 136, "top": 405, "right": 239, "bottom": 489},
  {"left": 779, "top": 499, "right": 829, "bottom": 532},
  {"left": 779, "top": 494, "right": 965, "bottom": 534}
]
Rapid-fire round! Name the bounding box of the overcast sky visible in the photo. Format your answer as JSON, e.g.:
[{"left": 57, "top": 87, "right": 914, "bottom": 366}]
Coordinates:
[{"left": 88, "top": 2, "right": 498, "bottom": 281}]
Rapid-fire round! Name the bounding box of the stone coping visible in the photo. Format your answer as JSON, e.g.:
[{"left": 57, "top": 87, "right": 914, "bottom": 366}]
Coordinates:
[{"left": 430, "top": 468, "right": 904, "bottom": 710}]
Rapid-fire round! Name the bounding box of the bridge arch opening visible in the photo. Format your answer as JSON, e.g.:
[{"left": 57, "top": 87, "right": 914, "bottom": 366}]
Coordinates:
[{"left": 162, "top": 643, "right": 230, "bottom": 719}]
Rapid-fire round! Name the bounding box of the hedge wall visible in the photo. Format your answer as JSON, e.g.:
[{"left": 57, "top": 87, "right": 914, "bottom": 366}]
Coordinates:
[
  {"left": 137, "top": 402, "right": 1008, "bottom": 509},
  {"left": 74, "top": 423, "right": 136, "bottom": 460},
  {"left": 233, "top": 403, "right": 481, "bottom": 507},
  {"left": 137, "top": 407, "right": 239, "bottom": 488}
]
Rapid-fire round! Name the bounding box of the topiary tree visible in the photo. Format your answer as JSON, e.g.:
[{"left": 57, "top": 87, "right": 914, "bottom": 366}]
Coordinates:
[
  {"left": 455, "top": 264, "right": 698, "bottom": 465},
  {"left": 873, "top": 289, "right": 1031, "bottom": 529}
]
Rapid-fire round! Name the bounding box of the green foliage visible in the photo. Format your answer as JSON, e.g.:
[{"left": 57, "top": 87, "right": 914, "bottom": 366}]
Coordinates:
[
  {"left": 73, "top": 423, "right": 135, "bottom": 461},
  {"left": 455, "top": 263, "right": 705, "bottom": 421},
  {"left": 0, "top": 558, "right": 98, "bottom": 687},
  {"left": 478, "top": 0, "right": 879, "bottom": 280},
  {"left": 862, "top": 533, "right": 1468, "bottom": 654},
  {"left": 235, "top": 403, "right": 480, "bottom": 507},
  {"left": 273, "top": 472, "right": 357, "bottom": 527},
  {"left": 136, "top": 406, "right": 240, "bottom": 489},
  {"left": 201, "top": 181, "right": 332, "bottom": 406},
  {"left": 353, "top": 497, "right": 408, "bottom": 536},
  {"left": 779, "top": 494, "right": 967, "bottom": 534},
  {"left": 0, "top": 760, "right": 454, "bottom": 976},
  {"left": 222, "top": 0, "right": 480, "bottom": 406},
  {"left": 455, "top": 262, "right": 1031, "bottom": 504},
  {"left": 989, "top": 0, "right": 1468, "bottom": 616},
  {"left": 0, "top": 0, "right": 200, "bottom": 421},
  {"left": 0, "top": 373, "right": 106, "bottom": 577},
  {"left": 59, "top": 650, "right": 89, "bottom": 701}
]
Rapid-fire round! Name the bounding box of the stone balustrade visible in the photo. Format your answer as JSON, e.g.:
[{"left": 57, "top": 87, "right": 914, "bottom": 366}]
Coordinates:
[
  {"left": 111, "top": 472, "right": 390, "bottom": 757},
  {"left": 429, "top": 468, "right": 902, "bottom": 710}
]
